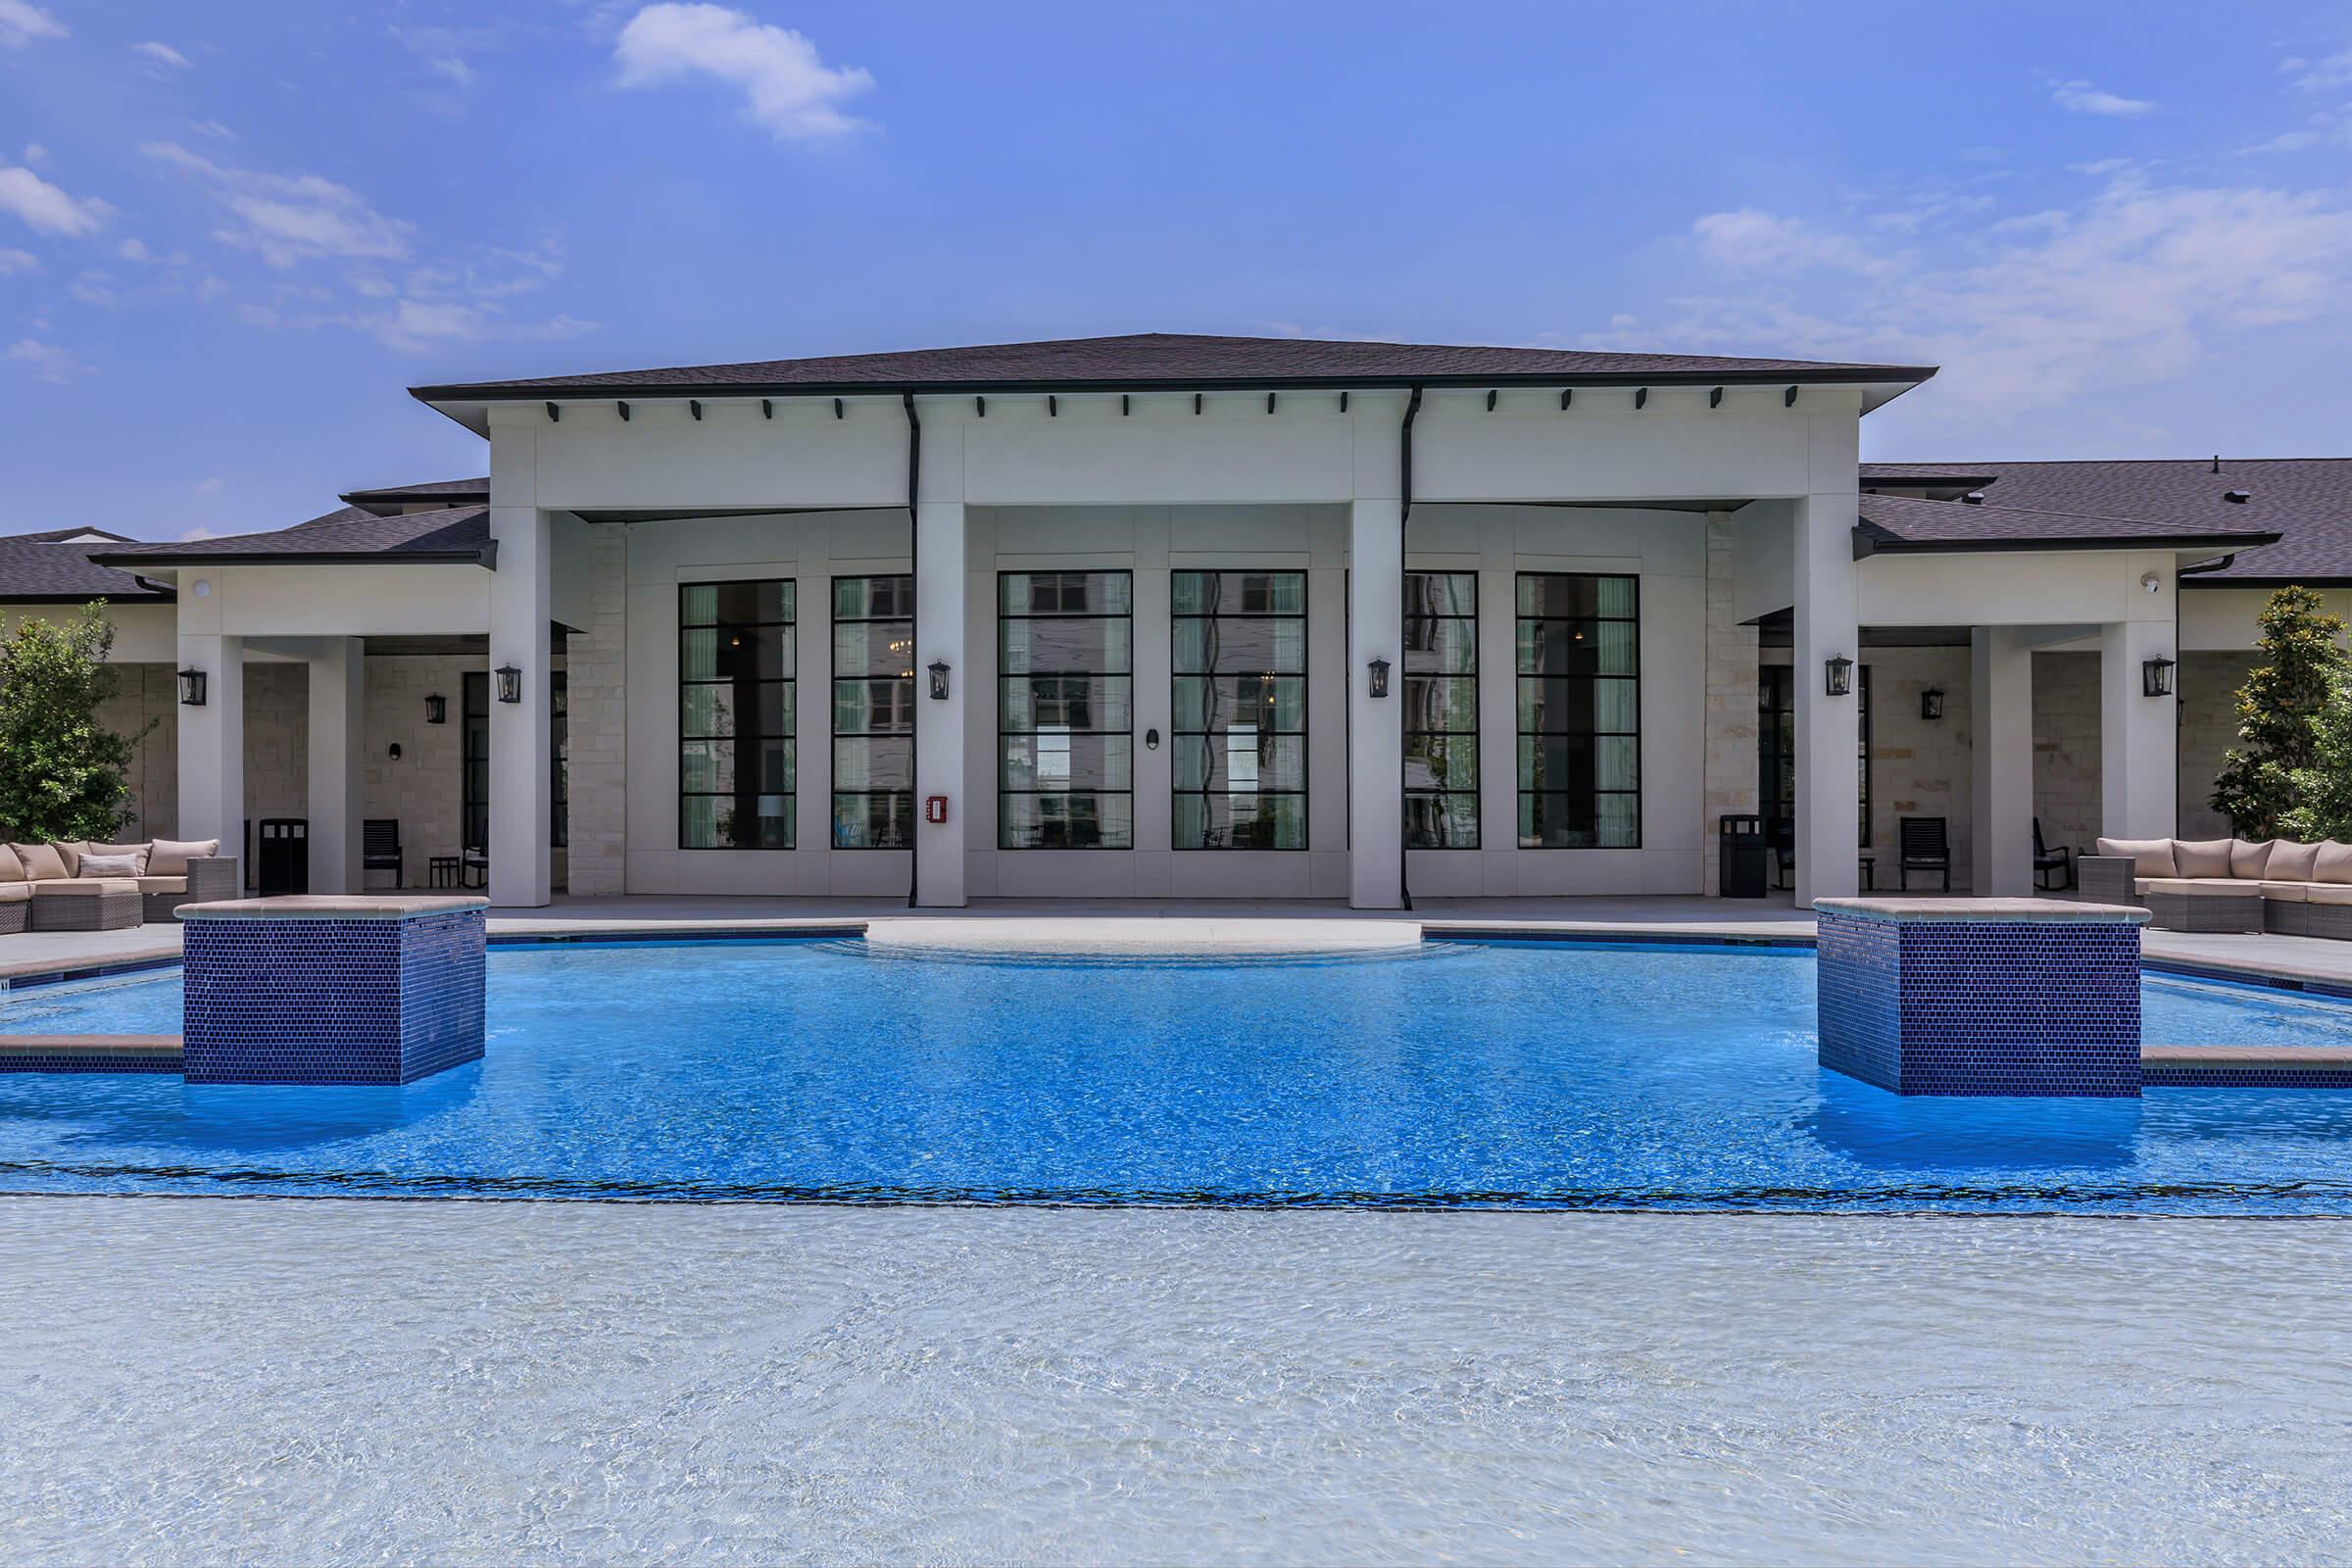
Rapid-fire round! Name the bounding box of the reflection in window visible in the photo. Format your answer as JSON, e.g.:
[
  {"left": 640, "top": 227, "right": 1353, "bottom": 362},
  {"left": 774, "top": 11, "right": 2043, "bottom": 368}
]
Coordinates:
[
  {"left": 1516, "top": 572, "right": 1639, "bottom": 849},
  {"left": 832, "top": 574, "right": 913, "bottom": 850},
  {"left": 1172, "top": 570, "right": 1307, "bottom": 850},
  {"left": 680, "top": 579, "right": 795, "bottom": 850},
  {"left": 1000, "top": 571, "right": 1134, "bottom": 848},
  {"left": 1404, "top": 571, "right": 1477, "bottom": 848}
]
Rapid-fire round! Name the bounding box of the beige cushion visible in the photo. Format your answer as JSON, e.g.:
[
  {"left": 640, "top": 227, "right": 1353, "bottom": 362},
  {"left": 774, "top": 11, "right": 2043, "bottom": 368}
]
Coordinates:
[
  {"left": 2258, "top": 881, "right": 2313, "bottom": 904},
  {"left": 79, "top": 840, "right": 152, "bottom": 873},
  {"left": 0, "top": 844, "right": 21, "bottom": 883},
  {"left": 146, "top": 837, "right": 220, "bottom": 877},
  {"left": 2267, "top": 840, "right": 2322, "bottom": 883},
  {"left": 0, "top": 882, "right": 27, "bottom": 904},
  {"left": 29, "top": 877, "right": 136, "bottom": 897},
  {"left": 2133, "top": 878, "right": 2152, "bottom": 897},
  {"left": 2174, "top": 838, "right": 2234, "bottom": 879},
  {"left": 2307, "top": 884, "right": 2352, "bottom": 906},
  {"left": 132, "top": 875, "right": 186, "bottom": 895},
  {"left": 2097, "top": 837, "right": 2179, "bottom": 878},
  {"left": 2231, "top": 839, "right": 2277, "bottom": 879},
  {"left": 50, "top": 841, "right": 88, "bottom": 876},
  {"left": 2317, "top": 842, "right": 2352, "bottom": 885},
  {"left": 2141, "top": 878, "right": 2261, "bottom": 898},
  {"left": 10, "top": 843, "right": 67, "bottom": 881}
]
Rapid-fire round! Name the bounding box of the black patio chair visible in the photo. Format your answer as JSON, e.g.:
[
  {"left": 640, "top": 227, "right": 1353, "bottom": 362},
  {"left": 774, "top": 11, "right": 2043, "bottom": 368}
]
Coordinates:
[
  {"left": 2034, "top": 818, "right": 2074, "bottom": 891},
  {"left": 1898, "top": 815, "right": 1951, "bottom": 892},
  {"left": 362, "top": 819, "right": 404, "bottom": 889}
]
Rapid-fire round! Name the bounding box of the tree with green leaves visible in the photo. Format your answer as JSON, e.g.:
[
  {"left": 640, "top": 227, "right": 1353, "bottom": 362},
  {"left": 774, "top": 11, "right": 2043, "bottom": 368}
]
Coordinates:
[
  {"left": 0, "top": 603, "right": 153, "bottom": 844},
  {"left": 2210, "top": 586, "right": 2349, "bottom": 839},
  {"left": 2284, "top": 668, "right": 2352, "bottom": 845}
]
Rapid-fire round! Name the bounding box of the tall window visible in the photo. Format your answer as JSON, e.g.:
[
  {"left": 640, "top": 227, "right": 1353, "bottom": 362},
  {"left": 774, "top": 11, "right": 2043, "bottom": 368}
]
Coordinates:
[
  {"left": 1000, "top": 571, "right": 1133, "bottom": 849},
  {"left": 1403, "top": 571, "right": 1478, "bottom": 848},
  {"left": 1857, "top": 664, "right": 1873, "bottom": 850},
  {"left": 1516, "top": 572, "right": 1640, "bottom": 848},
  {"left": 1757, "top": 662, "right": 1873, "bottom": 858},
  {"left": 680, "top": 579, "right": 795, "bottom": 850},
  {"left": 1173, "top": 570, "right": 1307, "bottom": 850},
  {"left": 832, "top": 574, "right": 914, "bottom": 849}
]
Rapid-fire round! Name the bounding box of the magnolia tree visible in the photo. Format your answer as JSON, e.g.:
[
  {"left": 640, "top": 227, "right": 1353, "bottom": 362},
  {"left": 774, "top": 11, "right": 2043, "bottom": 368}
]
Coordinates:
[
  {"left": 2210, "top": 586, "right": 2349, "bottom": 839},
  {"left": 2285, "top": 670, "right": 2352, "bottom": 845},
  {"left": 0, "top": 603, "right": 152, "bottom": 844}
]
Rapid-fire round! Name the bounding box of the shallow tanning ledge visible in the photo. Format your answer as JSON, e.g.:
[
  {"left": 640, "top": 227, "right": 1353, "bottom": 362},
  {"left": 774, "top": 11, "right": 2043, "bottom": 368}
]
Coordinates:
[
  {"left": 177, "top": 896, "right": 488, "bottom": 1085},
  {"left": 1814, "top": 897, "right": 2151, "bottom": 1098}
]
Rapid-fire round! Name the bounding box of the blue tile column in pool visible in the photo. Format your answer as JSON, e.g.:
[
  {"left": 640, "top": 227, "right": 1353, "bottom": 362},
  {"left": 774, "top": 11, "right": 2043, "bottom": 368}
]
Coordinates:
[
  {"left": 180, "top": 904, "right": 487, "bottom": 1085},
  {"left": 1815, "top": 902, "right": 2143, "bottom": 1097}
]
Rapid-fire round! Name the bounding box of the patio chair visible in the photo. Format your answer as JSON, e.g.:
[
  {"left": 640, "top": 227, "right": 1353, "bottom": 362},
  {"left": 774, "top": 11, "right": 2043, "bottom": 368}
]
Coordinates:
[
  {"left": 1897, "top": 816, "right": 1951, "bottom": 892},
  {"left": 363, "top": 819, "right": 404, "bottom": 890},
  {"left": 2034, "top": 818, "right": 2074, "bottom": 891}
]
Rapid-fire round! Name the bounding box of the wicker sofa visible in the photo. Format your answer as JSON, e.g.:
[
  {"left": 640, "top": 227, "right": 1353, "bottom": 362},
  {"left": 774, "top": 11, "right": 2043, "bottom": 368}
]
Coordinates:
[
  {"left": 2081, "top": 836, "right": 2352, "bottom": 937},
  {"left": 0, "top": 838, "right": 239, "bottom": 930}
]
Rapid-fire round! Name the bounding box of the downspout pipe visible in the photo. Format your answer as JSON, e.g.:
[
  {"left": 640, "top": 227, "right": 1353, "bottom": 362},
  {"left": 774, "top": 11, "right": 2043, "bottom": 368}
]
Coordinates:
[
  {"left": 903, "top": 392, "right": 921, "bottom": 907},
  {"left": 1398, "top": 386, "right": 1423, "bottom": 912}
]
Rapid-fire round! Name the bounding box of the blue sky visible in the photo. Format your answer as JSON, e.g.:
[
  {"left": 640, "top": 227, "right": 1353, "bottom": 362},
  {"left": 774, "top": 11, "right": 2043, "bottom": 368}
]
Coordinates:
[{"left": 4, "top": 1, "right": 2352, "bottom": 539}]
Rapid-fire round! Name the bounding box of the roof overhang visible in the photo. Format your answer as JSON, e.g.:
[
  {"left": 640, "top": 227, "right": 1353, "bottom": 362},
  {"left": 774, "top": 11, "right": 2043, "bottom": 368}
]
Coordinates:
[
  {"left": 93, "top": 542, "right": 497, "bottom": 571},
  {"left": 1854, "top": 527, "right": 2283, "bottom": 560}
]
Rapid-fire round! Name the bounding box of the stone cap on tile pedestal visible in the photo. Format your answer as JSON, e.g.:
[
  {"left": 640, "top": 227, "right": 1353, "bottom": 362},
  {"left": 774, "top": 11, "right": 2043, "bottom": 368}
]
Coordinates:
[
  {"left": 1813, "top": 897, "right": 2150, "bottom": 925},
  {"left": 177, "top": 895, "right": 490, "bottom": 921}
]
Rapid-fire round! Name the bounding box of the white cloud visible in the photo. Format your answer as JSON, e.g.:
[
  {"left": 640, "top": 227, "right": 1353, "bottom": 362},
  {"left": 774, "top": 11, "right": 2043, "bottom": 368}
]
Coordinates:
[
  {"left": 2291, "top": 49, "right": 2352, "bottom": 91},
  {"left": 134, "top": 40, "right": 192, "bottom": 69},
  {"left": 6, "top": 338, "right": 90, "bottom": 382},
  {"left": 0, "top": 247, "right": 36, "bottom": 275},
  {"left": 0, "top": 165, "right": 111, "bottom": 237},
  {"left": 176, "top": 526, "right": 219, "bottom": 541},
  {"left": 1692, "top": 208, "right": 1894, "bottom": 275},
  {"left": 193, "top": 477, "right": 222, "bottom": 496},
  {"left": 0, "top": 1, "right": 65, "bottom": 48},
  {"left": 189, "top": 120, "right": 236, "bottom": 141},
  {"left": 2052, "top": 79, "right": 2155, "bottom": 117},
  {"left": 68, "top": 270, "right": 115, "bottom": 306},
  {"left": 613, "top": 4, "right": 873, "bottom": 141},
  {"left": 21, "top": 142, "right": 46, "bottom": 165},
  {"left": 142, "top": 142, "right": 411, "bottom": 266}
]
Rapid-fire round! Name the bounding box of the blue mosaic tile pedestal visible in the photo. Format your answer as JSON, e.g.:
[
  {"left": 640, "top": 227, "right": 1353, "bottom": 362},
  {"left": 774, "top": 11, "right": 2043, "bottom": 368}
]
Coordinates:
[
  {"left": 1815, "top": 898, "right": 2149, "bottom": 1098},
  {"left": 178, "top": 896, "right": 489, "bottom": 1085}
]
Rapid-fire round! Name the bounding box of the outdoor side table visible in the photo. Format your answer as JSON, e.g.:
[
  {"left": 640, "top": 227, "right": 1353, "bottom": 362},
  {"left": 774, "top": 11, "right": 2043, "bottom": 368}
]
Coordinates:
[{"left": 428, "top": 856, "right": 462, "bottom": 889}]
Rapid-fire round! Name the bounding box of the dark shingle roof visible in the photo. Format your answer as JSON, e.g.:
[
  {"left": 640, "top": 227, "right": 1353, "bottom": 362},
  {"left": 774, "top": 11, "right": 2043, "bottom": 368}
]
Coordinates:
[
  {"left": 1861, "top": 459, "right": 2352, "bottom": 582},
  {"left": 0, "top": 527, "right": 169, "bottom": 602},
  {"left": 1855, "top": 491, "right": 2279, "bottom": 555},
  {"left": 414, "top": 331, "right": 1936, "bottom": 401},
  {"left": 337, "top": 476, "right": 490, "bottom": 511},
  {"left": 91, "top": 506, "right": 493, "bottom": 568}
]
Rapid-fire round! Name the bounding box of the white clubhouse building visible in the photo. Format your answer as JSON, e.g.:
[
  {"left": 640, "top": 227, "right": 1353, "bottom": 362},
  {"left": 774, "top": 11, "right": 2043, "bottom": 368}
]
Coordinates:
[{"left": 3, "top": 332, "right": 2336, "bottom": 910}]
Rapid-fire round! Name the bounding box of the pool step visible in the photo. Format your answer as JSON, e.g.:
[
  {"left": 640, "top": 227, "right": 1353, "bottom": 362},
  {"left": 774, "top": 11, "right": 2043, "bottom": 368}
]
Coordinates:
[
  {"left": 2140, "top": 1044, "right": 2352, "bottom": 1088},
  {"left": 0, "top": 1035, "right": 182, "bottom": 1074}
]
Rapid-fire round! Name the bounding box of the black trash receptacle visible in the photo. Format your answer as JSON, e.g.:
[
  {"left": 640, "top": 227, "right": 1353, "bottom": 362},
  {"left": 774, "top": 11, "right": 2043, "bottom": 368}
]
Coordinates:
[
  {"left": 257, "top": 817, "right": 309, "bottom": 897},
  {"left": 1719, "top": 813, "right": 1767, "bottom": 900}
]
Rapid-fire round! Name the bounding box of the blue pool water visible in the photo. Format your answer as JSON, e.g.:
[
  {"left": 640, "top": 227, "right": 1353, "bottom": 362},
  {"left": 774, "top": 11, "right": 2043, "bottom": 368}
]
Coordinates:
[{"left": 6, "top": 938, "right": 2352, "bottom": 1211}]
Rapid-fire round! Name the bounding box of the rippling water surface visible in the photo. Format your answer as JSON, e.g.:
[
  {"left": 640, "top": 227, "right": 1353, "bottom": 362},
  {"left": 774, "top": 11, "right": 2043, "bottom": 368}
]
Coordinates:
[{"left": 4, "top": 938, "right": 2352, "bottom": 1210}]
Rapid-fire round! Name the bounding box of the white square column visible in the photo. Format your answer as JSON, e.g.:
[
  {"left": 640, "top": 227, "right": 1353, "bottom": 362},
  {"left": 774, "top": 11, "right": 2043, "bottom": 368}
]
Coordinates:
[
  {"left": 913, "top": 500, "right": 967, "bottom": 907},
  {"left": 1348, "top": 497, "right": 1404, "bottom": 909},
  {"left": 1792, "top": 487, "right": 1861, "bottom": 906},
  {"left": 2101, "top": 612, "right": 2178, "bottom": 843},
  {"left": 175, "top": 631, "right": 243, "bottom": 860},
  {"left": 1970, "top": 626, "right": 2034, "bottom": 896},
  {"left": 306, "top": 637, "right": 366, "bottom": 895},
  {"left": 488, "top": 506, "right": 553, "bottom": 907}
]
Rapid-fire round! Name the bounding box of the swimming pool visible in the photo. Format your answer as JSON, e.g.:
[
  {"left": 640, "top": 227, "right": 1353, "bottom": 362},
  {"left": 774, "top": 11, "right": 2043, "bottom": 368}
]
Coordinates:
[{"left": 6, "top": 937, "right": 2352, "bottom": 1211}]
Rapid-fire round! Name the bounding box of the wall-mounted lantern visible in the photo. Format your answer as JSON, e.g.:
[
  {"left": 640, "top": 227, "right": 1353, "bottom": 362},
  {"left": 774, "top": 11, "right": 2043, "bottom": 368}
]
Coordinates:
[
  {"left": 1367, "top": 657, "right": 1391, "bottom": 699},
  {"left": 2142, "top": 656, "right": 2177, "bottom": 699},
  {"left": 1920, "top": 686, "right": 1944, "bottom": 721},
  {"left": 1824, "top": 655, "right": 1854, "bottom": 697},
  {"left": 928, "top": 660, "right": 951, "bottom": 701},
  {"left": 495, "top": 663, "right": 522, "bottom": 705},
  {"left": 424, "top": 693, "right": 448, "bottom": 725},
  {"left": 176, "top": 666, "right": 207, "bottom": 707}
]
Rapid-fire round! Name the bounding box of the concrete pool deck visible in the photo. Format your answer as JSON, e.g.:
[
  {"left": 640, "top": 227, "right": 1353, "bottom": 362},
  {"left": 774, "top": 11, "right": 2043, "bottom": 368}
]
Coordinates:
[{"left": 3, "top": 1197, "right": 2348, "bottom": 1565}]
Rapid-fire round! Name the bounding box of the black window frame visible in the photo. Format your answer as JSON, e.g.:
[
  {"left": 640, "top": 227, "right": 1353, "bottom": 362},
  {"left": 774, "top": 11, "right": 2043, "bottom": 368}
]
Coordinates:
[
  {"left": 678, "top": 578, "right": 796, "bottom": 852},
  {"left": 1171, "top": 568, "right": 1309, "bottom": 852},
  {"left": 1403, "top": 569, "right": 1478, "bottom": 850},
  {"left": 998, "top": 569, "right": 1136, "bottom": 851},
  {"left": 1515, "top": 570, "right": 1642, "bottom": 850},
  {"left": 829, "top": 572, "right": 915, "bottom": 851}
]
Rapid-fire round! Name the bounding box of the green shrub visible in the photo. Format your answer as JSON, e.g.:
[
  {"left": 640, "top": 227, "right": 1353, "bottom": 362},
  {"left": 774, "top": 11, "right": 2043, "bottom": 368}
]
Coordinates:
[
  {"left": 2211, "top": 586, "right": 2348, "bottom": 838},
  {"left": 0, "top": 603, "right": 154, "bottom": 843}
]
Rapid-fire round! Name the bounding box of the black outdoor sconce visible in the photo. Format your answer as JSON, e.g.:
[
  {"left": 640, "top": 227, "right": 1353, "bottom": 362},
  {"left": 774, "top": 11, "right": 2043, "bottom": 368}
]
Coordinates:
[
  {"left": 424, "top": 693, "right": 447, "bottom": 725},
  {"left": 176, "top": 666, "right": 207, "bottom": 707},
  {"left": 1920, "top": 686, "right": 1944, "bottom": 721},
  {"left": 1824, "top": 655, "right": 1854, "bottom": 697},
  {"left": 2142, "top": 656, "right": 2177, "bottom": 698},
  {"left": 928, "top": 660, "right": 951, "bottom": 701},
  {"left": 1367, "top": 657, "right": 1391, "bottom": 699},
  {"left": 495, "top": 663, "right": 522, "bottom": 705}
]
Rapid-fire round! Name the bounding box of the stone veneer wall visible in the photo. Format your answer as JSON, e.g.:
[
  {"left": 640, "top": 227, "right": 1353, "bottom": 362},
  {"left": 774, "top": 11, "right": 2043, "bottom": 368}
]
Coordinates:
[
  {"left": 96, "top": 663, "right": 177, "bottom": 841},
  {"left": 564, "top": 521, "right": 629, "bottom": 896},
  {"left": 363, "top": 654, "right": 481, "bottom": 885},
  {"left": 1861, "top": 648, "right": 1974, "bottom": 889},
  {"left": 2178, "top": 651, "right": 2256, "bottom": 842},
  {"left": 2033, "top": 652, "right": 2101, "bottom": 859},
  {"left": 1700, "top": 514, "right": 1759, "bottom": 895}
]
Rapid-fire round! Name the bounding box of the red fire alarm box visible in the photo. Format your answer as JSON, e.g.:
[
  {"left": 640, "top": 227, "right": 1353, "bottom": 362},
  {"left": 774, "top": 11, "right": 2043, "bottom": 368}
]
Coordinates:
[{"left": 924, "top": 795, "right": 949, "bottom": 824}]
